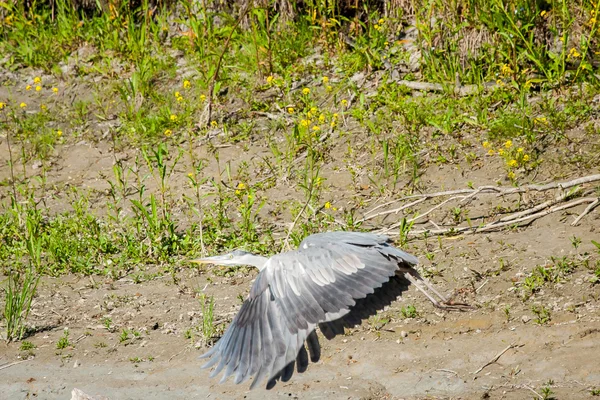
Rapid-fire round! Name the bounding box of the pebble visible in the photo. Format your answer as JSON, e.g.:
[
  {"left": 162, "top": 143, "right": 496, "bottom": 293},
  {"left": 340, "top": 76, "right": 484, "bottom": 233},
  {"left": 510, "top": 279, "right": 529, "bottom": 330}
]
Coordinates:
[
  {"left": 521, "top": 315, "right": 531, "bottom": 323},
  {"left": 400, "top": 330, "right": 408, "bottom": 338}
]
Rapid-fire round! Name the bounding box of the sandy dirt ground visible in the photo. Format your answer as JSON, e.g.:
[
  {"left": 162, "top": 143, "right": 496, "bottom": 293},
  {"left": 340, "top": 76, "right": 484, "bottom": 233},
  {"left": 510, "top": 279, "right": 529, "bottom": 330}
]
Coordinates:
[{"left": 1, "top": 65, "right": 600, "bottom": 399}]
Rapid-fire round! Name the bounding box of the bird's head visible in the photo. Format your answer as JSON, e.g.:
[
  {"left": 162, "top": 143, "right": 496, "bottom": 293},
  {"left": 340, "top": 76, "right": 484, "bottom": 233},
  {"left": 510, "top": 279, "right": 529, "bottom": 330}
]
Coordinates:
[{"left": 190, "top": 249, "right": 255, "bottom": 267}]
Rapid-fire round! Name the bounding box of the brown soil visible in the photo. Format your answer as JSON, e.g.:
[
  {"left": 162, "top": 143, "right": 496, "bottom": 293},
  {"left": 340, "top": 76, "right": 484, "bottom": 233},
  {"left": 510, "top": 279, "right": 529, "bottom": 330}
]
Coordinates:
[{"left": 1, "top": 68, "right": 600, "bottom": 400}]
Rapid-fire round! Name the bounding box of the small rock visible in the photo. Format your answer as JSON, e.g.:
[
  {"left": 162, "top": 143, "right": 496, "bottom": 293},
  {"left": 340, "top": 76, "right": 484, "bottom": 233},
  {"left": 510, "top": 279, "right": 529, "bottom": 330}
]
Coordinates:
[
  {"left": 400, "top": 331, "right": 408, "bottom": 338},
  {"left": 73, "top": 360, "right": 80, "bottom": 368},
  {"left": 521, "top": 315, "right": 531, "bottom": 323}
]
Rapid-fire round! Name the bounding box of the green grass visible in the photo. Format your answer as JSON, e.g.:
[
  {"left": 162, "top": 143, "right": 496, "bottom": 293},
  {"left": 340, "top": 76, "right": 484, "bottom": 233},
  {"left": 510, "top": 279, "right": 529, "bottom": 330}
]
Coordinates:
[{"left": 56, "top": 329, "right": 71, "bottom": 349}]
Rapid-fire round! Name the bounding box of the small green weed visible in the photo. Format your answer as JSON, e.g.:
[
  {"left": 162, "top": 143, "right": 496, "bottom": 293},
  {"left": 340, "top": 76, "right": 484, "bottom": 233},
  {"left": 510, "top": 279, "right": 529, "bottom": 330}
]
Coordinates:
[
  {"left": 56, "top": 330, "right": 71, "bottom": 350},
  {"left": 531, "top": 305, "right": 551, "bottom": 325},
  {"left": 401, "top": 305, "right": 418, "bottom": 319},
  {"left": 199, "top": 294, "right": 216, "bottom": 345},
  {"left": 20, "top": 340, "right": 36, "bottom": 351}
]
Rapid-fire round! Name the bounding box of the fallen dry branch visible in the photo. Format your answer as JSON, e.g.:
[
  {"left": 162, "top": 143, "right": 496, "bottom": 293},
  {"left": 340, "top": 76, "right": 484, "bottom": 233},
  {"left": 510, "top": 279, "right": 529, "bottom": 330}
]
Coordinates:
[
  {"left": 373, "top": 174, "right": 600, "bottom": 237},
  {"left": 472, "top": 343, "right": 521, "bottom": 375}
]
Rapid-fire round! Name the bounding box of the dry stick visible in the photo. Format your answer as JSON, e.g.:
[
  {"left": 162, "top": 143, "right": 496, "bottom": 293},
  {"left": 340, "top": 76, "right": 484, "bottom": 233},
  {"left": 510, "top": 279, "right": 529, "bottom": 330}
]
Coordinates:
[
  {"left": 204, "top": 1, "right": 252, "bottom": 127},
  {"left": 378, "top": 196, "right": 464, "bottom": 234},
  {"left": 498, "top": 189, "right": 576, "bottom": 223},
  {"left": 384, "top": 174, "right": 600, "bottom": 205},
  {"left": 281, "top": 183, "right": 315, "bottom": 252},
  {"left": 390, "top": 197, "right": 598, "bottom": 237},
  {"left": 0, "top": 359, "right": 29, "bottom": 371},
  {"left": 524, "top": 385, "right": 544, "bottom": 400},
  {"left": 477, "top": 197, "right": 597, "bottom": 232},
  {"left": 472, "top": 343, "right": 520, "bottom": 375},
  {"left": 360, "top": 198, "right": 427, "bottom": 222},
  {"left": 571, "top": 198, "right": 600, "bottom": 226}
]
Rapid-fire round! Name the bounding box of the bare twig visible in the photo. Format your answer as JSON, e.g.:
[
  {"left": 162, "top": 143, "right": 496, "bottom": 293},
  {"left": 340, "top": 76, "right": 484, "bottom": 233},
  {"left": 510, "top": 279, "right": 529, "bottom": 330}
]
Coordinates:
[
  {"left": 571, "top": 198, "right": 600, "bottom": 226},
  {"left": 361, "top": 198, "right": 427, "bottom": 222},
  {"left": 523, "top": 385, "right": 544, "bottom": 399},
  {"left": 436, "top": 368, "right": 460, "bottom": 377},
  {"left": 281, "top": 183, "right": 315, "bottom": 252},
  {"left": 0, "top": 359, "right": 29, "bottom": 371},
  {"left": 374, "top": 175, "right": 600, "bottom": 237},
  {"left": 387, "top": 174, "right": 600, "bottom": 205},
  {"left": 477, "top": 197, "right": 597, "bottom": 232},
  {"left": 472, "top": 343, "right": 520, "bottom": 375}
]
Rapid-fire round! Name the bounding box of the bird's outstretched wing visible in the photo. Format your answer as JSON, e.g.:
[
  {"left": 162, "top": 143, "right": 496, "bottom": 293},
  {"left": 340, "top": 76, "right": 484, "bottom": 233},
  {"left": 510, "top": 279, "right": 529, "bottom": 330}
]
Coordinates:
[{"left": 200, "top": 231, "right": 418, "bottom": 388}]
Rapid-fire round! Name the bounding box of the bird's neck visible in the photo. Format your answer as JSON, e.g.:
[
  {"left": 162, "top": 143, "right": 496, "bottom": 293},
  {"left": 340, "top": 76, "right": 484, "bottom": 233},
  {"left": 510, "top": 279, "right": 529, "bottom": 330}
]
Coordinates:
[{"left": 246, "top": 254, "right": 269, "bottom": 271}]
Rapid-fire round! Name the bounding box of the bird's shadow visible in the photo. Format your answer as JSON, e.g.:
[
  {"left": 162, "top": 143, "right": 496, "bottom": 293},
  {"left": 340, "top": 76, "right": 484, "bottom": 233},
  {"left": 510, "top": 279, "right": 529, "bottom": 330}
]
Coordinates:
[{"left": 266, "top": 274, "right": 410, "bottom": 389}]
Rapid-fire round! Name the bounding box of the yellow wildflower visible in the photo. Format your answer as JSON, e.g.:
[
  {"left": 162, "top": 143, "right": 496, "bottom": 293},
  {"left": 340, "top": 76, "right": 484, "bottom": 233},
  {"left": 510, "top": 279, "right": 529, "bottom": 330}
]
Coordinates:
[
  {"left": 318, "top": 114, "right": 326, "bottom": 123},
  {"left": 200, "top": 94, "right": 206, "bottom": 102},
  {"left": 508, "top": 159, "right": 518, "bottom": 167},
  {"left": 483, "top": 141, "right": 490, "bottom": 148},
  {"left": 183, "top": 80, "right": 191, "bottom": 89},
  {"left": 330, "top": 120, "right": 337, "bottom": 128},
  {"left": 324, "top": 201, "right": 331, "bottom": 209},
  {"left": 568, "top": 48, "right": 581, "bottom": 59},
  {"left": 35, "top": 85, "right": 42, "bottom": 92},
  {"left": 187, "top": 172, "right": 194, "bottom": 178},
  {"left": 164, "top": 129, "right": 172, "bottom": 137},
  {"left": 288, "top": 107, "right": 295, "bottom": 114},
  {"left": 378, "top": 18, "right": 384, "bottom": 24},
  {"left": 322, "top": 76, "right": 329, "bottom": 84},
  {"left": 19, "top": 102, "right": 27, "bottom": 108},
  {"left": 174, "top": 91, "right": 181, "bottom": 97},
  {"left": 507, "top": 171, "right": 516, "bottom": 180},
  {"left": 0, "top": 102, "right": 6, "bottom": 110},
  {"left": 26, "top": 85, "right": 32, "bottom": 91},
  {"left": 52, "top": 87, "right": 58, "bottom": 93},
  {"left": 33, "top": 76, "right": 41, "bottom": 84},
  {"left": 523, "top": 154, "right": 530, "bottom": 162},
  {"left": 266, "top": 75, "right": 274, "bottom": 84},
  {"left": 341, "top": 99, "right": 348, "bottom": 107},
  {"left": 170, "top": 114, "right": 177, "bottom": 121},
  {"left": 498, "top": 149, "right": 505, "bottom": 156},
  {"left": 504, "top": 140, "right": 512, "bottom": 148},
  {"left": 312, "top": 125, "right": 320, "bottom": 131},
  {"left": 374, "top": 24, "right": 381, "bottom": 30},
  {"left": 310, "top": 107, "right": 318, "bottom": 114},
  {"left": 300, "top": 119, "right": 310, "bottom": 127},
  {"left": 332, "top": 113, "right": 339, "bottom": 119},
  {"left": 517, "top": 147, "right": 524, "bottom": 153},
  {"left": 302, "top": 88, "right": 310, "bottom": 95},
  {"left": 326, "top": 85, "right": 333, "bottom": 92},
  {"left": 210, "top": 121, "right": 218, "bottom": 127},
  {"left": 235, "top": 190, "right": 241, "bottom": 195},
  {"left": 56, "top": 130, "right": 63, "bottom": 137},
  {"left": 237, "top": 182, "right": 246, "bottom": 190},
  {"left": 40, "top": 104, "right": 47, "bottom": 111},
  {"left": 500, "top": 64, "right": 513, "bottom": 76},
  {"left": 487, "top": 149, "right": 495, "bottom": 156},
  {"left": 540, "top": 10, "right": 547, "bottom": 17}
]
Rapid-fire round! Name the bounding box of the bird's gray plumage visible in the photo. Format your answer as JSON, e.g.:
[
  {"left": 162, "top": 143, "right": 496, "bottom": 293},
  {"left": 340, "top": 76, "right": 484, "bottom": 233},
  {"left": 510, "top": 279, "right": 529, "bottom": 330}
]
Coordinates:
[{"left": 197, "top": 231, "right": 422, "bottom": 388}]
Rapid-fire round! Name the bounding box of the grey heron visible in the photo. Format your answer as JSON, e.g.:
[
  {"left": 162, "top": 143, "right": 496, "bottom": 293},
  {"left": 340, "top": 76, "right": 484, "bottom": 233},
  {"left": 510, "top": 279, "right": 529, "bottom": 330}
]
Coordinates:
[{"left": 191, "top": 231, "right": 471, "bottom": 389}]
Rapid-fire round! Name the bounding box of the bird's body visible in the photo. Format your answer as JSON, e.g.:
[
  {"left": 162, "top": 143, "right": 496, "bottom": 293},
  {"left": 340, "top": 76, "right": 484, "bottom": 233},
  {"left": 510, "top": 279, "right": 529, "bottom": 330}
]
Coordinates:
[{"left": 191, "top": 231, "right": 469, "bottom": 389}]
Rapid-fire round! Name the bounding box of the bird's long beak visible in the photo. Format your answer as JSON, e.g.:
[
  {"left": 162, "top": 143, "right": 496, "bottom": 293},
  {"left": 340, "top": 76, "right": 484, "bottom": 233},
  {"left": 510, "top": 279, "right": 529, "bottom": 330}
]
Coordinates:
[{"left": 189, "top": 255, "right": 227, "bottom": 265}]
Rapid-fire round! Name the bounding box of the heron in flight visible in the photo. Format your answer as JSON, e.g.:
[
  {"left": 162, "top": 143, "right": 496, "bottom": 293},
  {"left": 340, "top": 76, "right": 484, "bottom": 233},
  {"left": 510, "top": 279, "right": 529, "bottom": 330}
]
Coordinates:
[{"left": 191, "top": 231, "right": 470, "bottom": 389}]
